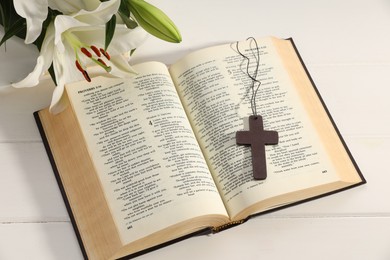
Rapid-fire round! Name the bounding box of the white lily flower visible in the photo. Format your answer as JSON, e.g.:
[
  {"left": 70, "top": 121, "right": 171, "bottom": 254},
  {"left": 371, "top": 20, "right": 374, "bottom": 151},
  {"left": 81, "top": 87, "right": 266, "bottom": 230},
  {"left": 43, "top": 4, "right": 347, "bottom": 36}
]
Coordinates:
[
  {"left": 13, "top": 0, "right": 49, "bottom": 44},
  {"left": 12, "top": 0, "right": 118, "bottom": 44},
  {"left": 50, "top": 0, "right": 121, "bottom": 25},
  {"left": 12, "top": 0, "right": 148, "bottom": 114}
]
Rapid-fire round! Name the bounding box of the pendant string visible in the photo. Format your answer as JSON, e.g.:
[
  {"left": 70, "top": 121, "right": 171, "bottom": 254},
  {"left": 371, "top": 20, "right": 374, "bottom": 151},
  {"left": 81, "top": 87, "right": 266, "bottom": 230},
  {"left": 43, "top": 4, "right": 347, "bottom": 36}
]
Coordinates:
[{"left": 235, "top": 37, "right": 261, "bottom": 117}]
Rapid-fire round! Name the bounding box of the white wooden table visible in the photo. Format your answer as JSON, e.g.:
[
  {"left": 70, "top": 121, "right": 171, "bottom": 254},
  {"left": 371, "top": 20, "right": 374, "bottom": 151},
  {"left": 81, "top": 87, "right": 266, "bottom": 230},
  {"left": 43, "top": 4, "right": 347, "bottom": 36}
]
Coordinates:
[{"left": 1, "top": 0, "right": 389, "bottom": 259}]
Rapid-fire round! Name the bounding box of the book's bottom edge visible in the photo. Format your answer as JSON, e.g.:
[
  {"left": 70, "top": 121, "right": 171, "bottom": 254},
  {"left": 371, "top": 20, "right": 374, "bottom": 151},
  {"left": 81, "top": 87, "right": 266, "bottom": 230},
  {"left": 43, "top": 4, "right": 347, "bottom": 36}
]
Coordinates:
[
  {"left": 116, "top": 228, "right": 213, "bottom": 260},
  {"left": 247, "top": 180, "right": 367, "bottom": 219}
]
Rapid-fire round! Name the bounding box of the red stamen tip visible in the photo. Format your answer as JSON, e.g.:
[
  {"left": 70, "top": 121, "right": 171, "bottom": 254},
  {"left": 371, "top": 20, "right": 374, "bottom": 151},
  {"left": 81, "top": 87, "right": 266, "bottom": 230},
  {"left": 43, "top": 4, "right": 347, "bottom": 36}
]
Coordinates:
[
  {"left": 90, "top": 45, "right": 101, "bottom": 57},
  {"left": 75, "top": 60, "right": 84, "bottom": 72},
  {"left": 97, "top": 58, "right": 107, "bottom": 67},
  {"left": 100, "top": 48, "right": 111, "bottom": 60},
  {"left": 81, "top": 47, "right": 92, "bottom": 58},
  {"left": 83, "top": 70, "right": 91, "bottom": 82}
]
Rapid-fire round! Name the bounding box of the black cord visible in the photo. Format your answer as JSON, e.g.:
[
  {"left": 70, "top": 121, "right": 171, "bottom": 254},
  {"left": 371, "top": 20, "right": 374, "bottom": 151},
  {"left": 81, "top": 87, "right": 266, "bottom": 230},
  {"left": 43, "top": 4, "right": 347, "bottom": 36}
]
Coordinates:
[{"left": 235, "top": 37, "right": 261, "bottom": 116}]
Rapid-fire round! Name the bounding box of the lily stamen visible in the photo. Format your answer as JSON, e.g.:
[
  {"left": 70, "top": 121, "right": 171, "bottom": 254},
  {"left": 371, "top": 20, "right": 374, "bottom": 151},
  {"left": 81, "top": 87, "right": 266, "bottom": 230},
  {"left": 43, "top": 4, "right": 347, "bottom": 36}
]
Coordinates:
[
  {"left": 75, "top": 60, "right": 91, "bottom": 82},
  {"left": 90, "top": 57, "right": 112, "bottom": 72},
  {"left": 83, "top": 70, "right": 91, "bottom": 82},
  {"left": 90, "top": 45, "right": 101, "bottom": 57},
  {"left": 100, "top": 48, "right": 111, "bottom": 60},
  {"left": 75, "top": 60, "right": 84, "bottom": 72},
  {"left": 75, "top": 45, "right": 112, "bottom": 81},
  {"left": 98, "top": 58, "right": 107, "bottom": 67},
  {"left": 81, "top": 47, "right": 92, "bottom": 58}
]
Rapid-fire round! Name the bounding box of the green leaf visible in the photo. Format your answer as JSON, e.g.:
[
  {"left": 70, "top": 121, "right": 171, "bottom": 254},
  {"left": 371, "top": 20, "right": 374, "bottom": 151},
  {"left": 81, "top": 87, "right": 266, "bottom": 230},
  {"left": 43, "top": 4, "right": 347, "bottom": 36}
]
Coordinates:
[
  {"left": 48, "top": 63, "right": 57, "bottom": 86},
  {"left": 0, "top": 4, "right": 7, "bottom": 49},
  {"left": 118, "top": 0, "right": 138, "bottom": 29},
  {"left": 119, "top": 0, "right": 130, "bottom": 16},
  {"left": 0, "top": 18, "right": 26, "bottom": 46},
  {"left": 0, "top": 3, "right": 7, "bottom": 28},
  {"left": 105, "top": 14, "right": 116, "bottom": 50},
  {"left": 0, "top": 0, "right": 26, "bottom": 40},
  {"left": 0, "top": 0, "right": 11, "bottom": 28},
  {"left": 118, "top": 11, "right": 138, "bottom": 29}
]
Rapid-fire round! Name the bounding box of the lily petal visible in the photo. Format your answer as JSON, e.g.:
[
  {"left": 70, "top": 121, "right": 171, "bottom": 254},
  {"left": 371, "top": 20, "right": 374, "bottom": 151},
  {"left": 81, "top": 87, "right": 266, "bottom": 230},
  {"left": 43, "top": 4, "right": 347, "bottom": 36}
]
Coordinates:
[
  {"left": 54, "top": 15, "right": 88, "bottom": 53},
  {"left": 104, "top": 25, "right": 148, "bottom": 55},
  {"left": 49, "top": 46, "right": 84, "bottom": 114},
  {"left": 48, "top": 0, "right": 101, "bottom": 14},
  {"left": 109, "top": 54, "right": 138, "bottom": 78},
  {"left": 53, "top": 0, "right": 121, "bottom": 52},
  {"left": 13, "top": 0, "right": 48, "bottom": 44},
  {"left": 73, "top": 25, "right": 148, "bottom": 55},
  {"left": 12, "top": 23, "right": 55, "bottom": 88},
  {"left": 49, "top": 82, "right": 68, "bottom": 114},
  {"left": 73, "top": 0, "right": 120, "bottom": 25}
]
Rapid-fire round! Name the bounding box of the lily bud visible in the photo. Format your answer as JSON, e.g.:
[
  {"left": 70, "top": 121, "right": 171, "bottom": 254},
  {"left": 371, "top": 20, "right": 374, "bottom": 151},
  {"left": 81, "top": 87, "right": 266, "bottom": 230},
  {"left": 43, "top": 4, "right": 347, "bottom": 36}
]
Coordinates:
[{"left": 127, "top": 0, "right": 182, "bottom": 43}]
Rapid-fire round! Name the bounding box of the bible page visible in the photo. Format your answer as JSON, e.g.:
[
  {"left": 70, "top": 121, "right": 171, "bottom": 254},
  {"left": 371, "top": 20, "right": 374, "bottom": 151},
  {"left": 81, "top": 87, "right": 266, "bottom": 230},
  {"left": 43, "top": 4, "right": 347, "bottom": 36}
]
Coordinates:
[
  {"left": 169, "top": 37, "right": 341, "bottom": 220},
  {"left": 65, "top": 62, "right": 228, "bottom": 244}
]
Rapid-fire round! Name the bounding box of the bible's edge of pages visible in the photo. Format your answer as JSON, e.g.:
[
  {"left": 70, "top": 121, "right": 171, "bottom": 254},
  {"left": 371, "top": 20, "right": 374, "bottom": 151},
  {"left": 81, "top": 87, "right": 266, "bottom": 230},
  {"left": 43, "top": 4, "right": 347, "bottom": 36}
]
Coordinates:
[
  {"left": 285, "top": 37, "right": 365, "bottom": 185},
  {"left": 34, "top": 111, "right": 90, "bottom": 260},
  {"left": 33, "top": 36, "right": 366, "bottom": 260}
]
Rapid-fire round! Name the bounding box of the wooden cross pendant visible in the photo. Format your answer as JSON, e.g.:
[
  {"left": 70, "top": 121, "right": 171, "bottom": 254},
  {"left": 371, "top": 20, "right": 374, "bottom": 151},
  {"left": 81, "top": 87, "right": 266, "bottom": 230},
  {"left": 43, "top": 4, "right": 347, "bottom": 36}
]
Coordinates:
[{"left": 236, "top": 115, "right": 279, "bottom": 180}]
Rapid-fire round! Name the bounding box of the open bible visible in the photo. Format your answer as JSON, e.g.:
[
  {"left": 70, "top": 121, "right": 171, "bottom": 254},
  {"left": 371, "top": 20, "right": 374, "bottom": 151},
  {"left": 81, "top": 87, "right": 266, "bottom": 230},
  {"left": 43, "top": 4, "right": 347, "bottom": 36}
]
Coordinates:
[{"left": 34, "top": 37, "right": 365, "bottom": 260}]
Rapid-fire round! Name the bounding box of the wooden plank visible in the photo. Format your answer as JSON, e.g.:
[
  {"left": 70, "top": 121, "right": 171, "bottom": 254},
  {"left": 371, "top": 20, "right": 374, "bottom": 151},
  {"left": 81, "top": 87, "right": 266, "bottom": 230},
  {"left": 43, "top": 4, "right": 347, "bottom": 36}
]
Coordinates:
[
  {"left": 307, "top": 64, "right": 390, "bottom": 136},
  {"left": 0, "top": 35, "right": 39, "bottom": 87},
  {"left": 0, "top": 222, "right": 83, "bottom": 260},
  {"left": 1, "top": 217, "right": 389, "bottom": 260},
  {"left": 0, "top": 142, "right": 68, "bottom": 221},
  {"left": 134, "top": 0, "right": 390, "bottom": 65},
  {"left": 1, "top": 2, "right": 389, "bottom": 260},
  {"left": 0, "top": 77, "right": 53, "bottom": 142}
]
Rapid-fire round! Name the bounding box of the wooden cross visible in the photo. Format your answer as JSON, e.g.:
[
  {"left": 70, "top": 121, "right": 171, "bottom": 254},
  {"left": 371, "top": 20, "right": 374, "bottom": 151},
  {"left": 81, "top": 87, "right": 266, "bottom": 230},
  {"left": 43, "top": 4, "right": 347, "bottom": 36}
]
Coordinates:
[{"left": 236, "top": 115, "right": 279, "bottom": 180}]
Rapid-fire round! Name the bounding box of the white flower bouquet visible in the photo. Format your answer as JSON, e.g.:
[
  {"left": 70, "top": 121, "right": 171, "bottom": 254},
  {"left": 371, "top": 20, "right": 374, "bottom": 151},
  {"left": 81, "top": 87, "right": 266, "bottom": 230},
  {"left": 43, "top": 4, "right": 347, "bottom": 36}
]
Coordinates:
[{"left": 0, "top": 0, "right": 181, "bottom": 113}]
